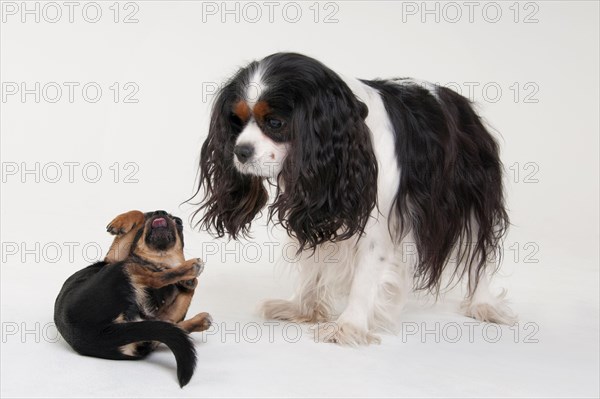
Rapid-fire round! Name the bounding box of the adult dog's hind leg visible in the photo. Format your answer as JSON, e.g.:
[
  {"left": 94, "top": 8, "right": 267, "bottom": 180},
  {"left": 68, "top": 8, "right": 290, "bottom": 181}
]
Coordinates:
[
  {"left": 461, "top": 261, "right": 517, "bottom": 325},
  {"left": 105, "top": 210, "right": 145, "bottom": 263}
]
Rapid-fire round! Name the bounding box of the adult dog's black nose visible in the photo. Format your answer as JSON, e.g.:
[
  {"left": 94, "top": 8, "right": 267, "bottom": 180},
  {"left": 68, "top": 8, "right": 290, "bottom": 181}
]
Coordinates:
[
  {"left": 234, "top": 144, "right": 254, "bottom": 164},
  {"left": 153, "top": 210, "right": 168, "bottom": 216}
]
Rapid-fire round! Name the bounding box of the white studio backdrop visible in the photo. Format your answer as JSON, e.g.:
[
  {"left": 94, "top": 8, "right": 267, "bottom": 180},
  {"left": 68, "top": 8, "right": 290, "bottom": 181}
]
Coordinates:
[{"left": 1, "top": 1, "right": 598, "bottom": 398}]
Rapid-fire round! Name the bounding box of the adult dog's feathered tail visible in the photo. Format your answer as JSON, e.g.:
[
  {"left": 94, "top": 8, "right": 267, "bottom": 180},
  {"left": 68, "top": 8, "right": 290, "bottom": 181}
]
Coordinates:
[{"left": 365, "top": 79, "right": 509, "bottom": 294}]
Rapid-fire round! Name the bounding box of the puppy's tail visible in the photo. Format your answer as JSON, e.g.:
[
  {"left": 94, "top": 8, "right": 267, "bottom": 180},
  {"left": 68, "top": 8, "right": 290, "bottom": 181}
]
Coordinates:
[{"left": 104, "top": 321, "right": 197, "bottom": 387}]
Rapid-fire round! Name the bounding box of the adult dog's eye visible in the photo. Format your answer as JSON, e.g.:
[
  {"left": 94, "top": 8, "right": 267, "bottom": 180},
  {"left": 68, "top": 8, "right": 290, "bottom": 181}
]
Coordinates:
[{"left": 267, "top": 117, "right": 284, "bottom": 129}]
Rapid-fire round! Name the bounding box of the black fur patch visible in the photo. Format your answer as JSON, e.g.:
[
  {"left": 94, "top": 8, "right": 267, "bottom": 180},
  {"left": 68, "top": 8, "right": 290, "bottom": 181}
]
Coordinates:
[{"left": 363, "top": 79, "right": 509, "bottom": 293}]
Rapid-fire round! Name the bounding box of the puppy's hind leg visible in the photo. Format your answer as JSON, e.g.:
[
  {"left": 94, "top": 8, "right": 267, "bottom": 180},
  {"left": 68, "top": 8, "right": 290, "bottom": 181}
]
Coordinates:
[
  {"left": 157, "top": 284, "right": 212, "bottom": 333},
  {"left": 178, "top": 313, "right": 212, "bottom": 333},
  {"left": 105, "top": 210, "right": 145, "bottom": 263},
  {"left": 158, "top": 278, "right": 211, "bottom": 333}
]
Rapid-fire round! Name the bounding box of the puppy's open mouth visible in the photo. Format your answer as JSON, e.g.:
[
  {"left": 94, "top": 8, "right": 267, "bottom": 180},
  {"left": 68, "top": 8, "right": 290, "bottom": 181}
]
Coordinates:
[
  {"left": 145, "top": 216, "right": 176, "bottom": 251},
  {"left": 151, "top": 217, "right": 168, "bottom": 229}
]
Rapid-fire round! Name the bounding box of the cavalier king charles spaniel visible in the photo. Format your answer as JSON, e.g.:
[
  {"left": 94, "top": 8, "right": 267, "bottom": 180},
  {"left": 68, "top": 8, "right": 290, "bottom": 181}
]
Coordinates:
[{"left": 192, "top": 52, "right": 515, "bottom": 345}]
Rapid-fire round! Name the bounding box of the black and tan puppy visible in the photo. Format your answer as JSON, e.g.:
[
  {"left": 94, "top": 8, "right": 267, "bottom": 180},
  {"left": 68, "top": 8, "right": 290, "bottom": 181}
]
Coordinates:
[{"left": 54, "top": 210, "right": 211, "bottom": 387}]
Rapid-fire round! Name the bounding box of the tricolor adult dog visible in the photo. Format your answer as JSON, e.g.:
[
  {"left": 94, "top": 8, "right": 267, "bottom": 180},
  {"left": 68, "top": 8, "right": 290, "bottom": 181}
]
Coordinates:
[{"left": 193, "top": 52, "right": 515, "bottom": 345}]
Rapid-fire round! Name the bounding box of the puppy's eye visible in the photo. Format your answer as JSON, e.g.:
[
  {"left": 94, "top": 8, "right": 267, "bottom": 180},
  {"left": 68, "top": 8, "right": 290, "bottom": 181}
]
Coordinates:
[
  {"left": 174, "top": 218, "right": 183, "bottom": 226},
  {"left": 266, "top": 117, "right": 284, "bottom": 130}
]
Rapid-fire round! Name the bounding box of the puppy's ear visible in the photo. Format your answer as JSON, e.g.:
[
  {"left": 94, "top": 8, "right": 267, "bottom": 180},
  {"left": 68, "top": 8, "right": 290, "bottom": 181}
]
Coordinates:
[
  {"left": 190, "top": 75, "right": 268, "bottom": 239},
  {"left": 271, "top": 84, "right": 378, "bottom": 251}
]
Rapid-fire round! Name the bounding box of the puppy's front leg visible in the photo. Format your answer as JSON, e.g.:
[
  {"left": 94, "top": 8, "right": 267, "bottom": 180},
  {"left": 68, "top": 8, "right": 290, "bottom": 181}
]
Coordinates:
[
  {"left": 105, "top": 210, "right": 145, "bottom": 263},
  {"left": 128, "top": 258, "right": 204, "bottom": 289}
]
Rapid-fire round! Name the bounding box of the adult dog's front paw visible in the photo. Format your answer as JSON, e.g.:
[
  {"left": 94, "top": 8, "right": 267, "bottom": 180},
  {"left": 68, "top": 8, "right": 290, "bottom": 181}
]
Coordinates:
[
  {"left": 106, "top": 210, "right": 145, "bottom": 235},
  {"left": 260, "top": 299, "right": 329, "bottom": 323},
  {"left": 260, "top": 299, "right": 300, "bottom": 321},
  {"left": 259, "top": 299, "right": 329, "bottom": 323},
  {"left": 312, "top": 322, "right": 381, "bottom": 346}
]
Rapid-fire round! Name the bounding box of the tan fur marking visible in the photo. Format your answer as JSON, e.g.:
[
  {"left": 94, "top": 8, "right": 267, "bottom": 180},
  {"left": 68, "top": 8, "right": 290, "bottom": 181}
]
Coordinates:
[
  {"left": 105, "top": 210, "right": 210, "bottom": 364},
  {"left": 132, "top": 217, "right": 185, "bottom": 268},
  {"left": 119, "top": 343, "right": 138, "bottom": 356},
  {"left": 114, "top": 313, "right": 126, "bottom": 323},
  {"left": 156, "top": 284, "right": 196, "bottom": 324},
  {"left": 252, "top": 101, "right": 271, "bottom": 122},
  {"left": 233, "top": 100, "right": 250, "bottom": 122},
  {"left": 105, "top": 210, "right": 145, "bottom": 263},
  {"left": 127, "top": 258, "right": 203, "bottom": 289},
  {"left": 178, "top": 312, "right": 212, "bottom": 333}
]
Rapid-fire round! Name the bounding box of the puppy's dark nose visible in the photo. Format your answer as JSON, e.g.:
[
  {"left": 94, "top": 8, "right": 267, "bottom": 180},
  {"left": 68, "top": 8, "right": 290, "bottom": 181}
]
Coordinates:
[
  {"left": 234, "top": 144, "right": 254, "bottom": 164},
  {"left": 153, "top": 210, "right": 168, "bottom": 216}
]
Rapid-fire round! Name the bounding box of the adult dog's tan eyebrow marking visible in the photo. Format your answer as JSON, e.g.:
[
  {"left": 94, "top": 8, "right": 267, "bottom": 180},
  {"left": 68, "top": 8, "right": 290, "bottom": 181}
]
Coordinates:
[
  {"left": 233, "top": 100, "right": 251, "bottom": 122},
  {"left": 252, "top": 101, "right": 271, "bottom": 122}
]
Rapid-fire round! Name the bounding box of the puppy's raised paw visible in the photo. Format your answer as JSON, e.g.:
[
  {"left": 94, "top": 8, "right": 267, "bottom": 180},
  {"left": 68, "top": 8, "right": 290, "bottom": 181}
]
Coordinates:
[{"left": 106, "top": 210, "right": 145, "bottom": 235}]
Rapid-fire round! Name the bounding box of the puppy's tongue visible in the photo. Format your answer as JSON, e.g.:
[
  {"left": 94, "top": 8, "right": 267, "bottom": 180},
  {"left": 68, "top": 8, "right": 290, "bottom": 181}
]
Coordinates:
[{"left": 152, "top": 218, "right": 167, "bottom": 228}]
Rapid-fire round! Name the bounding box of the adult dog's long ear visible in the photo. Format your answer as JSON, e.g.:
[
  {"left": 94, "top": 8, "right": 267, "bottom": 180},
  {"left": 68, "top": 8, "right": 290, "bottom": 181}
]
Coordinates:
[
  {"left": 190, "top": 80, "right": 268, "bottom": 239},
  {"left": 271, "top": 83, "right": 378, "bottom": 252}
]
